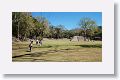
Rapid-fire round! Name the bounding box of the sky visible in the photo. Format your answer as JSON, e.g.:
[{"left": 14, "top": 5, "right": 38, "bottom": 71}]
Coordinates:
[{"left": 32, "top": 12, "right": 102, "bottom": 30}]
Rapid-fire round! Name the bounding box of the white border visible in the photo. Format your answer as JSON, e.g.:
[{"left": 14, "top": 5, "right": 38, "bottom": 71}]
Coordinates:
[{"left": 0, "top": 0, "right": 114, "bottom": 74}]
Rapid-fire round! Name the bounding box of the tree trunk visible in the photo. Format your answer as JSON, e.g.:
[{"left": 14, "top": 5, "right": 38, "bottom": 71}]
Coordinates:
[
  {"left": 17, "top": 21, "right": 20, "bottom": 40},
  {"left": 84, "top": 30, "right": 86, "bottom": 41}
]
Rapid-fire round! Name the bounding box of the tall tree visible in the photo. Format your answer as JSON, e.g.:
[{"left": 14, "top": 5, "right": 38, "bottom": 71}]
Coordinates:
[
  {"left": 12, "top": 12, "right": 34, "bottom": 40},
  {"left": 34, "top": 16, "right": 49, "bottom": 40},
  {"left": 79, "top": 17, "right": 97, "bottom": 41},
  {"left": 54, "top": 25, "right": 64, "bottom": 39}
]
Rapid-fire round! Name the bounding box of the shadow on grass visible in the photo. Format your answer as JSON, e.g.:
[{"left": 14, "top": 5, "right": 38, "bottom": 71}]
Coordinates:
[
  {"left": 26, "top": 51, "right": 31, "bottom": 52},
  {"left": 12, "top": 44, "right": 101, "bottom": 59},
  {"left": 13, "top": 49, "right": 58, "bottom": 58},
  {"left": 32, "top": 59, "right": 54, "bottom": 62},
  {"left": 12, "top": 48, "right": 75, "bottom": 59},
  {"left": 34, "top": 45, "right": 52, "bottom": 48},
  {"left": 75, "top": 44, "right": 102, "bottom": 48},
  {"left": 13, "top": 52, "right": 47, "bottom": 58},
  {"left": 34, "top": 44, "right": 102, "bottom": 48}
]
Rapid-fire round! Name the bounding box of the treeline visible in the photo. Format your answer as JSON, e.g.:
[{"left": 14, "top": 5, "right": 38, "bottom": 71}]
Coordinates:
[{"left": 12, "top": 12, "right": 102, "bottom": 41}]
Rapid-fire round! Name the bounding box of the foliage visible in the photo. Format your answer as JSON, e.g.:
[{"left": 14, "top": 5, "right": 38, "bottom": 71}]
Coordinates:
[
  {"left": 12, "top": 12, "right": 34, "bottom": 40},
  {"left": 12, "top": 12, "right": 102, "bottom": 41},
  {"left": 79, "top": 17, "right": 100, "bottom": 41}
]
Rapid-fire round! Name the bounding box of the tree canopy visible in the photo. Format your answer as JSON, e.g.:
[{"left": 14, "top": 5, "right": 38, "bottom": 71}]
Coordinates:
[{"left": 12, "top": 12, "right": 102, "bottom": 41}]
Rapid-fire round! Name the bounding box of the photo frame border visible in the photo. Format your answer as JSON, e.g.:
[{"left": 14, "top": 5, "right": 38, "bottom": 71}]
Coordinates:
[{"left": 0, "top": 0, "right": 114, "bottom": 74}]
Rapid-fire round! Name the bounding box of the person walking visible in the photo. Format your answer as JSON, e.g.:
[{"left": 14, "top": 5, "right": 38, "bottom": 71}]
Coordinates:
[
  {"left": 29, "top": 40, "right": 33, "bottom": 52},
  {"left": 39, "top": 39, "right": 42, "bottom": 46}
]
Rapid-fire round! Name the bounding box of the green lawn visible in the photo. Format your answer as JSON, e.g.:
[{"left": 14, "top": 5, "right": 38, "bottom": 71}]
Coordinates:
[{"left": 12, "top": 39, "right": 102, "bottom": 62}]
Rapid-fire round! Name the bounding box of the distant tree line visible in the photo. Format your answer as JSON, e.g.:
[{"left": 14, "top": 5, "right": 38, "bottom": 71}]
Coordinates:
[{"left": 12, "top": 12, "right": 102, "bottom": 41}]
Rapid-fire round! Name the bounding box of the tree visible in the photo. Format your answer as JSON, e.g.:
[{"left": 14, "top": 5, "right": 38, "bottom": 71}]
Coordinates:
[
  {"left": 93, "top": 26, "right": 102, "bottom": 40},
  {"left": 79, "top": 17, "right": 97, "bottom": 41},
  {"left": 48, "top": 25, "right": 55, "bottom": 38},
  {"left": 12, "top": 12, "right": 21, "bottom": 39},
  {"left": 12, "top": 12, "right": 50, "bottom": 41},
  {"left": 12, "top": 12, "right": 34, "bottom": 40},
  {"left": 34, "top": 16, "right": 49, "bottom": 40},
  {"left": 53, "top": 25, "right": 64, "bottom": 39}
]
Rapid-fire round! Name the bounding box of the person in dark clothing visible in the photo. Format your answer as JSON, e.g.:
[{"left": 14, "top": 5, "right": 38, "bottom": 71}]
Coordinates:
[
  {"left": 29, "top": 41, "right": 33, "bottom": 52},
  {"left": 39, "top": 40, "right": 42, "bottom": 46}
]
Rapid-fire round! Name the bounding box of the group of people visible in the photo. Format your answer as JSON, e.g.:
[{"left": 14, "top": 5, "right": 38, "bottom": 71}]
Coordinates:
[{"left": 29, "top": 39, "right": 42, "bottom": 52}]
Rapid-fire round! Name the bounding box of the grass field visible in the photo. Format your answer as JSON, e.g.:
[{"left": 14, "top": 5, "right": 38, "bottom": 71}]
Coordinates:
[{"left": 12, "top": 39, "right": 102, "bottom": 62}]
